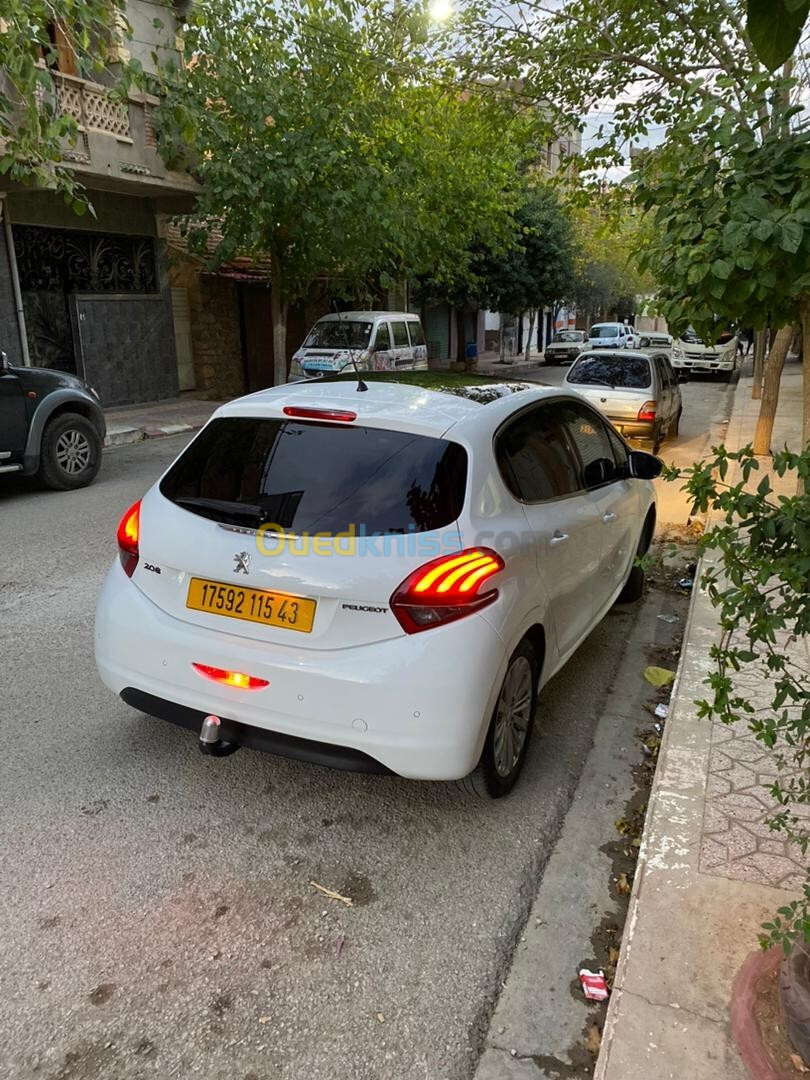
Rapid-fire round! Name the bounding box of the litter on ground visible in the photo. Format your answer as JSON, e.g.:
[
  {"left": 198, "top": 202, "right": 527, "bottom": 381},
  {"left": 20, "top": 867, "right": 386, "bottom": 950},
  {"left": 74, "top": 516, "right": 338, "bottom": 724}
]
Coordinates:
[
  {"left": 644, "top": 666, "right": 676, "bottom": 688},
  {"left": 579, "top": 968, "right": 610, "bottom": 1001},
  {"left": 309, "top": 881, "right": 353, "bottom": 906}
]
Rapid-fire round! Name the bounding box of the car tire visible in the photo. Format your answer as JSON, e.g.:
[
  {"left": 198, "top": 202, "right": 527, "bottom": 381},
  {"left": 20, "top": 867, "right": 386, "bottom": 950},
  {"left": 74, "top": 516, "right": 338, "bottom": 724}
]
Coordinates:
[
  {"left": 616, "top": 513, "right": 655, "bottom": 605},
  {"left": 456, "top": 640, "right": 539, "bottom": 799},
  {"left": 37, "top": 412, "right": 102, "bottom": 490},
  {"left": 668, "top": 408, "right": 682, "bottom": 437}
]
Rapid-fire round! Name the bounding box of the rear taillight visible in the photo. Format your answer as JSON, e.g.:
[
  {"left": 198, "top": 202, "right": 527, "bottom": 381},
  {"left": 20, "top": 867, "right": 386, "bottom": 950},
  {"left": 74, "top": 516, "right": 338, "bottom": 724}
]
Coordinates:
[
  {"left": 116, "top": 499, "right": 141, "bottom": 578},
  {"left": 637, "top": 401, "right": 657, "bottom": 422},
  {"left": 283, "top": 406, "right": 357, "bottom": 422},
  {"left": 390, "top": 548, "right": 505, "bottom": 634},
  {"left": 192, "top": 663, "right": 269, "bottom": 690}
]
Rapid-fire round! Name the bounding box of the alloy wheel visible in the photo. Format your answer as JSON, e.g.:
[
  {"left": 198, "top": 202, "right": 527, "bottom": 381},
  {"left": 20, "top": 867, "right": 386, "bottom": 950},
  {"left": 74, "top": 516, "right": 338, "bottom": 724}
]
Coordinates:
[
  {"left": 55, "top": 429, "right": 92, "bottom": 475},
  {"left": 493, "top": 655, "right": 534, "bottom": 778}
]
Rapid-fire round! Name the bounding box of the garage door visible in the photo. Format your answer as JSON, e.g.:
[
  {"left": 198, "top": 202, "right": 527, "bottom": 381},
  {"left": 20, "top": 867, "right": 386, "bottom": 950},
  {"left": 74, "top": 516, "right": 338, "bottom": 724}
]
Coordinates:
[{"left": 424, "top": 304, "right": 450, "bottom": 361}]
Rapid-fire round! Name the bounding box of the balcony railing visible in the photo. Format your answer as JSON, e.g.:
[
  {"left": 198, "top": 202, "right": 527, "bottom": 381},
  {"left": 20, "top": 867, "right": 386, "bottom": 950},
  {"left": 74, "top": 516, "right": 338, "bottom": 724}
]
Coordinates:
[{"left": 53, "top": 71, "right": 131, "bottom": 141}]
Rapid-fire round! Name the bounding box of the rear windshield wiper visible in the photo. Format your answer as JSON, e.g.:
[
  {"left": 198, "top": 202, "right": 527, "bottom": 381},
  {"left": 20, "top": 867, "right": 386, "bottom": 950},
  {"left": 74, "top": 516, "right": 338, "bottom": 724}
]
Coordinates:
[
  {"left": 575, "top": 376, "right": 615, "bottom": 388},
  {"left": 174, "top": 496, "right": 266, "bottom": 526}
]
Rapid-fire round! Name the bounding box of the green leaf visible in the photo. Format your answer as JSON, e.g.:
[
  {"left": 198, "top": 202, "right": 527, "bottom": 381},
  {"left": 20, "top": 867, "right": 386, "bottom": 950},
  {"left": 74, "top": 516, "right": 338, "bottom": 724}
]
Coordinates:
[
  {"left": 780, "top": 219, "right": 804, "bottom": 253},
  {"left": 746, "top": 0, "right": 810, "bottom": 71},
  {"left": 712, "top": 258, "right": 732, "bottom": 280}
]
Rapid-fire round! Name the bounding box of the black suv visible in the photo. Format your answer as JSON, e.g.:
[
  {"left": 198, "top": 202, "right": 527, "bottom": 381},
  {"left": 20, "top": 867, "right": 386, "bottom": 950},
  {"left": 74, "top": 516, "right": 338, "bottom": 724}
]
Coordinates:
[{"left": 0, "top": 353, "right": 106, "bottom": 490}]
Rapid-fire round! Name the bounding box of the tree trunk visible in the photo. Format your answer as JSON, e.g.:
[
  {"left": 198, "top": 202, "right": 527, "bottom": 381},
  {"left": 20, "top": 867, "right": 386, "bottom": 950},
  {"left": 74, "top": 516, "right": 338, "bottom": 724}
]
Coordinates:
[
  {"left": 525, "top": 309, "right": 536, "bottom": 364},
  {"left": 499, "top": 312, "right": 507, "bottom": 364},
  {"left": 752, "top": 329, "right": 766, "bottom": 399},
  {"left": 752, "top": 325, "right": 793, "bottom": 455},
  {"left": 801, "top": 296, "right": 810, "bottom": 451},
  {"left": 270, "top": 252, "right": 288, "bottom": 387}
]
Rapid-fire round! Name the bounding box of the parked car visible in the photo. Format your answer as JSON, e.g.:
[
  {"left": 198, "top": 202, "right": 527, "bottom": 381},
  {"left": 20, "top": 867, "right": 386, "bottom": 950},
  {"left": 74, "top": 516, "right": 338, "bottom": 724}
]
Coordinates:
[
  {"left": 95, "top": 372, "right": 661, "bottom": 798},
  {"left": 543, "top": 329, "right": 588, "bottom": 364},
  {"left": 0, "top": 352, "right": 105, "bottom": 490},
  {"left": 637, "top": 331, "right": 673, "bottom": 355},
  {"left": 289, "top": 311, "right": 428, "bottom": 379},
  {"left": 587, "top": 322, "right": 634, "bottom": 349},
  {"left": 671, "top": 326, "right": 737, "bottom": 378},
  {"left": 564, "top": 349, "right": 682, "bottom": 453}
]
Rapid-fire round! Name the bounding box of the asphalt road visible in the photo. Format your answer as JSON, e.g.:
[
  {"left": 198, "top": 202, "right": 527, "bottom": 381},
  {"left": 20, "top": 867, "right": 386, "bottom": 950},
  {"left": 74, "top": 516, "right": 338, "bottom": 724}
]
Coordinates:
[{"left": 0, "top": 375, "right": 731, "bottom": 1080}]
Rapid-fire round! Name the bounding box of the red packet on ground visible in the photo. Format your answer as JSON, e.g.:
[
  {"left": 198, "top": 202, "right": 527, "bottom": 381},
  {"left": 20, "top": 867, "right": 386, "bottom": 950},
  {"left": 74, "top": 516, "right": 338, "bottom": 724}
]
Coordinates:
[{"left": 579, "top": 968, "right": 609, "bottom": 1001}]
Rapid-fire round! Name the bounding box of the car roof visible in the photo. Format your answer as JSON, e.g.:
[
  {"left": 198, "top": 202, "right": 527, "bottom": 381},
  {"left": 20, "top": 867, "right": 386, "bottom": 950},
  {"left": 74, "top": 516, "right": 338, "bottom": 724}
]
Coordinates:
[
  {"left": 314, "top": 311, "right": 419, "bottom": 322},
  {"left": 589, "top": 322, "right": 623, "bottom": 329},
  {"left": 574, "top": 349, "right": 652, "bottom": 360},
  {"left": 216, "top": 373, "right": 563, "bottom": 438}
]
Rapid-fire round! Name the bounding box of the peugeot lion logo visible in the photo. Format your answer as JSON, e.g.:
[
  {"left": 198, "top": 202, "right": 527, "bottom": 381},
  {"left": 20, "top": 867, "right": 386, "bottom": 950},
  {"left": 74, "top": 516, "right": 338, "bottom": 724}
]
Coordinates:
[{"left": 233, "top": 551, "right": 250, "bottom": 575}]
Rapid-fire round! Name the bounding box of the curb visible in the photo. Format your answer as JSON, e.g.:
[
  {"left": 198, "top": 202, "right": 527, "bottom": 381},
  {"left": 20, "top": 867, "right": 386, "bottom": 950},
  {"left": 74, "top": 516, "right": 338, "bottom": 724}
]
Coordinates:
[
  {"left": 103, "top": 423, "right": 198, "bottom": 449},
  {"left": 594, "top": 541, "right": 703, "bottom": 1080}
]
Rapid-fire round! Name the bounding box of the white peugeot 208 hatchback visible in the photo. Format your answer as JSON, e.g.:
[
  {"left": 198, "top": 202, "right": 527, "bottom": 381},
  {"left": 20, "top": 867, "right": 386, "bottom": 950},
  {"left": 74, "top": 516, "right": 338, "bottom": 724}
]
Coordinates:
[{"left": 95, "top": 374, "right": 660, "bottom": 798}]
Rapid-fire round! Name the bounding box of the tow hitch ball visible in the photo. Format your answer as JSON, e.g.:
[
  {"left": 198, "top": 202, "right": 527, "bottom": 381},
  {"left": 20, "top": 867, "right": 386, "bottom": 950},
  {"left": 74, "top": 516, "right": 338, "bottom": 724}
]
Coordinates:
[{"left": 198, "top": 715, "right": 239, "bottom": 757}]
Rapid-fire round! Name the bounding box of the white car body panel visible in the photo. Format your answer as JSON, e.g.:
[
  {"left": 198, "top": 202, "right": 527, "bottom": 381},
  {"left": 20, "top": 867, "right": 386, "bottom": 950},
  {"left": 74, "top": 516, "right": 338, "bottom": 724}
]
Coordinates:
[{"left": 95, "top": 379, "right": 655, "bottom": 781}]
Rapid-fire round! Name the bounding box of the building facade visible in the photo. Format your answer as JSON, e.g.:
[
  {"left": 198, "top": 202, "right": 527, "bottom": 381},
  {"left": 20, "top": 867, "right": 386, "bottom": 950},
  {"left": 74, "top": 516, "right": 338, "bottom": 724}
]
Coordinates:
[{"left": 0, "top": 1, "right": 199, "bottom": 406}]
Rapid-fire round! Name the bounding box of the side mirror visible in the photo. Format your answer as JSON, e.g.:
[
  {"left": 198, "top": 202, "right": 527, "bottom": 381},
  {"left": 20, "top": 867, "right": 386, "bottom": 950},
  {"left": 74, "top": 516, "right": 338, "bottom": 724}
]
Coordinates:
[{"left": 628, "top": 449, "right": 663, "bottom": 479}]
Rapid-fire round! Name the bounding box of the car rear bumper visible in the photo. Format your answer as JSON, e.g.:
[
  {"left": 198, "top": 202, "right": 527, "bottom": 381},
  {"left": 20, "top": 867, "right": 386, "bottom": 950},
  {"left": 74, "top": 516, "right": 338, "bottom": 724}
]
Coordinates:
[
  {"left": 95, "top": 561, "right": 508, "bottom": 780},
  {"left": 606, "top": 418, "right": 657, "bottom": 440}
]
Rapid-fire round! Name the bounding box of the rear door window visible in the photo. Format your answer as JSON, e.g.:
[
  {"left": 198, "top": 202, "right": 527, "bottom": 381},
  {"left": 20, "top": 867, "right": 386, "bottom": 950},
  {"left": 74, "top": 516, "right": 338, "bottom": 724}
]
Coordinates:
[
  {"left": 391, "top": 321, "right": 410, "bottom": 348},
  {"left": 568, "top": 354, "right": 652, "bottom": 389},
  {"left": 407, "top": 321, "right": 425, "bottom": 347},
  {"left": 557, "top": 401, "right": 619, "bottom": 488},
  {"left": 160, "top": 417, "right": 468, "bottom": 535},
  {"left": 495, "top": 403, "right": 581, "bottom": 501}
]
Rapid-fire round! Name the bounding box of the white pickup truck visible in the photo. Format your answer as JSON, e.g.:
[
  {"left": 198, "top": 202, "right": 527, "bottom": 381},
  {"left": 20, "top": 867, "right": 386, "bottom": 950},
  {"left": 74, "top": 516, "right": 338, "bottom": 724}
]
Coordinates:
[{"left": 671, "top": 327, "right": 738, "bottom": 379}]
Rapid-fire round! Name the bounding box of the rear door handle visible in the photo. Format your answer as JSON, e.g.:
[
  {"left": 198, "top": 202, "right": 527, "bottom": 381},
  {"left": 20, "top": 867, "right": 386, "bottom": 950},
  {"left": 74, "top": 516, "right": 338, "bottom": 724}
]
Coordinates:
[
  {"left": 603, "top": 512, "right": 617, "bottom": 524},
  {"left": 549, "top": 531, "right": 569, "bottom": 547}
]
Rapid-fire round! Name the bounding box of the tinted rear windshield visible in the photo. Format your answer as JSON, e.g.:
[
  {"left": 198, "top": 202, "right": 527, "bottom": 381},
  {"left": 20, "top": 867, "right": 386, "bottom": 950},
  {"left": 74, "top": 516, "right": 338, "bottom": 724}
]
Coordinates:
[
  {"left": 568, "top": 355, "right": 651, "bottom": 389},
  {"left": 589, "top": 326, "right": 620, "bottom": 338},
  {"left": 160, "top": 417, "right": 468, "bottom": 535}
]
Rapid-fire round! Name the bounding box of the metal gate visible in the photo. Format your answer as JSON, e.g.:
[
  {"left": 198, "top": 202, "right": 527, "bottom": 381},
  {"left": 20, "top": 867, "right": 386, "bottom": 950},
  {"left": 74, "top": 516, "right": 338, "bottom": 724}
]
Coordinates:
[{"left": 71, "top": 294, "right": 178, "bottom": 406}]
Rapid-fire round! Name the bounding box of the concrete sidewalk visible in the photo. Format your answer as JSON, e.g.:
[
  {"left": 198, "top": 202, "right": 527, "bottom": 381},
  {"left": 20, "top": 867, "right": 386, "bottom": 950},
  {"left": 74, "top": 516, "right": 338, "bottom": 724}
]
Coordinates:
[
  {"left": 598, "top": 358, "right": 806, "bottom": 1079},
  {"left": 103, "top": 395, "right": 224, "bottom": 447}
]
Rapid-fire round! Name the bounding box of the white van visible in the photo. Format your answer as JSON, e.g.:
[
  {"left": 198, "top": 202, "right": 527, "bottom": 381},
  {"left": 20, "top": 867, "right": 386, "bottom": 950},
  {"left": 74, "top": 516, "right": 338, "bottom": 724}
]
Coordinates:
[
  {"left": 289, "top": 311, "right": 428, "bottom": 379},
  {"left": 587, "top": 323, "right": 634, "bottom": 349}
]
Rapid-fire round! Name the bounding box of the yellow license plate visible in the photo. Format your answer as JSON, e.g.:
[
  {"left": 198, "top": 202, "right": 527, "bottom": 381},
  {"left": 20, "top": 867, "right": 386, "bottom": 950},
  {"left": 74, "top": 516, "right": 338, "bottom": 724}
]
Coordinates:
[{"left": 186, "top": 578, "right": 316, "bottom": 633}]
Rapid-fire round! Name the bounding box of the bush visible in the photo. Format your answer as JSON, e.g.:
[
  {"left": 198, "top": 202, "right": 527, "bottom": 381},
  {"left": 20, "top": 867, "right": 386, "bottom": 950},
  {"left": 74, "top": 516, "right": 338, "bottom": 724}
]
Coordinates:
[{"left": 665, "top": 445, "right": 810, "bottom": 952}]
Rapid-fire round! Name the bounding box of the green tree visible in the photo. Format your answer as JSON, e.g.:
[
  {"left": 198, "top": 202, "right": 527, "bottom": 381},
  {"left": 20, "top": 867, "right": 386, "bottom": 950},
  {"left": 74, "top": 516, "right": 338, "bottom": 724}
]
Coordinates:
[
  {"left": 157, "top": 0, "right": 530, "bottom": 384},
  {"left": 476, "top": 186, "right": 576, "bottom": 361},
  {"left": 567, "top": 199, "right": 653, "bottom": 326},
  {"left": 0, "top": 0, "right": 136, "bottom": 209},
  {"left": 635, "top": 121, "right": 810, "bottom": 449},
  {"left": 471, "top": 0, "right": 808, "bottom": 440}
]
